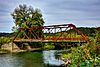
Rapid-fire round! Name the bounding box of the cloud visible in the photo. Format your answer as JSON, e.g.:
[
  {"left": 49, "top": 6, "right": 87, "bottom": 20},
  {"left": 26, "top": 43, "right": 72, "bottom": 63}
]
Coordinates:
[{"left": 0, "top": 0, "right": 100, "bottom": 32}]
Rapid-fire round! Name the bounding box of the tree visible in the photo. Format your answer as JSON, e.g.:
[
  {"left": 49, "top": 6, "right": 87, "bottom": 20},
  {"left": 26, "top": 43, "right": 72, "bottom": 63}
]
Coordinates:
[
  {"left": 95, "top": 27, "right": 100, "bottom": 44},
  {"left": 11, "top": 4, "right": 44, "bottom": 28},
  {"left": 11, "top": 4, "right": 45, "bottom": 39}
]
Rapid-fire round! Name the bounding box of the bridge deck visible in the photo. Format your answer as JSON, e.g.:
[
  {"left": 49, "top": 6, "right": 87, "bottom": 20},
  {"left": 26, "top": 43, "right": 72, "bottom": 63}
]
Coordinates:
[{"left": 13, "top": 39, "right": 87, "bottom": 43}]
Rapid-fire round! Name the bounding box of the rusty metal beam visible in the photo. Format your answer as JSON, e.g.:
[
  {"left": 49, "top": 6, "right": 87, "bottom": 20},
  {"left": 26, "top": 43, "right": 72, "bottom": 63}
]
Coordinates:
[{"left": 13, "top": 23, "right": 89, "bottom": 43}]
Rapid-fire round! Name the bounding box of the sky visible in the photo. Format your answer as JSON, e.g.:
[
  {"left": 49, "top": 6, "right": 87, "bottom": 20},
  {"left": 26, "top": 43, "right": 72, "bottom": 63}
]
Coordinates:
[{"left": 0, "top": 0, "right": 100, "bottom": 32}]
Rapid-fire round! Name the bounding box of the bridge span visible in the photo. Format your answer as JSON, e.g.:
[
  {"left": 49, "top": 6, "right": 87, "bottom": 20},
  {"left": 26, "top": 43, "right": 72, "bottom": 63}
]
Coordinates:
[{"left": 13, "top": 24, "right": 89, "bottom": 43}]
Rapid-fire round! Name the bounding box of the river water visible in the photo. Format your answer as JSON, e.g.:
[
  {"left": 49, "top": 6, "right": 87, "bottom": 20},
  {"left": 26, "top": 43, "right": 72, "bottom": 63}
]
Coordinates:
[{"left": 0, "top": 50, "right": 66, "bottom": 67}]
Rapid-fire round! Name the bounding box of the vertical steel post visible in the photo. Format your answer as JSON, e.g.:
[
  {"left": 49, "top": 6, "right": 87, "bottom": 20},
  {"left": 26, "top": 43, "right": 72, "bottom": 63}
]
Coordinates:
[
  {"left": 54, "top": 27, "right": 56, "bottom": 40},
  {"left": 70, "top": 27, "right": 71, "bottom": 41}
]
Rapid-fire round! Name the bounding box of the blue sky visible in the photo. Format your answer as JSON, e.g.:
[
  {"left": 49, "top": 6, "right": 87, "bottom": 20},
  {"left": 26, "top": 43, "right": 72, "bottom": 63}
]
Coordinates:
[{"left": 0, "top": 0, "right": 100, "bottom": 32}]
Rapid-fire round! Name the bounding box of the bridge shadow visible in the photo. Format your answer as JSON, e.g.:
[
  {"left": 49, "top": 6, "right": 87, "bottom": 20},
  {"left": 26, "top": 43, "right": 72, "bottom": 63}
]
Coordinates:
[{"left": 13, "top": 41, "right": 85, "bottom": 51}]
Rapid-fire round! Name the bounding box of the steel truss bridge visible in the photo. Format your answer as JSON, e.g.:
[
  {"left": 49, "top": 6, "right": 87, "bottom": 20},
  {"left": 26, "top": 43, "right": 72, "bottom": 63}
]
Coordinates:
[{"left": 13, "top": 24, "right": 89, "bottom": 43}]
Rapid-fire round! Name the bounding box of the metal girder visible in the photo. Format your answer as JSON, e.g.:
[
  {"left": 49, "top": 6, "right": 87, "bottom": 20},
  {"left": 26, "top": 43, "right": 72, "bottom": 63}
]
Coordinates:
[{"left": 13, "top": 24, "right": 89, "bottom": 42}]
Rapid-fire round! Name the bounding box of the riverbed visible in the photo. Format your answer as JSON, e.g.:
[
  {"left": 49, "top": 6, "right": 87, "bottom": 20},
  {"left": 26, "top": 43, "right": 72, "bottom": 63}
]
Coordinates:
[{"left": 0, "top": 50, "right": 66, "bottom": 67}]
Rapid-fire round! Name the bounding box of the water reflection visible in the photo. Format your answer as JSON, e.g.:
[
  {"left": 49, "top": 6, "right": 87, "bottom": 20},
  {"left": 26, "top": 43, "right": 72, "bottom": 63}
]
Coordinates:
[
  {"left": 0, "top": 50, "right": 65, "bottom": 67},
  {"left": 0, "top": 52, "right": 44, "bottom": 67},
  {"left": 43, "top": 50, "right": 64, "bottom": 66},
  {"left": 13, "top": 52, "right": 44, "bottom": 67},
  {"left": 0, "top": 54, "right": 23, "bottom": 67}
]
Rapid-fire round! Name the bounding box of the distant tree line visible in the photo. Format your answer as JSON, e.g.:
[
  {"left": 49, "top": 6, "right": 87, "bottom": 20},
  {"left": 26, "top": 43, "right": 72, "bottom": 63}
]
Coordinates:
[
  {"left": 77, "top": 27, "right": 96, "bottom": 37},
  {"left": 0, "top": 27, "right": 97, "bottom": 37},
  {"left": 0, "top": 33, "right": 13, "bottom": 37}
]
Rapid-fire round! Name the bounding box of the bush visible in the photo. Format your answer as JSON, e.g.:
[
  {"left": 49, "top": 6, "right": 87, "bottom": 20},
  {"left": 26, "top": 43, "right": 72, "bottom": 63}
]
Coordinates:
[
  {"left": 62, "top": 42, "right": 100, "bottom": 66},
  {"left": 0, "top": 37, "right": 12, "bottom": 48}
]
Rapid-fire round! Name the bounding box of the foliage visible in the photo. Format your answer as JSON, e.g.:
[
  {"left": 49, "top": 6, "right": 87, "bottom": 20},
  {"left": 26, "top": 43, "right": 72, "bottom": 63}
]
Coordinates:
[
  {"left": 0, "top": 37, "right": 11, "bottom": 48},
  {"left": 95, "top": 27, "right": 100, "bottom": 44},
  {"left": 11, "top": 4, "right": 44, "bottom": 29},
  {"left": 11, "top": 4, "right": 45, "bottom": 38},
  {"left": 62, "top": 44, "right": 100, "bottom": 67},
  {"left": 61, "top": 28, "right": 100, "bottom": 67},
  {"left": 77, "top": 27, "right": 96, "bottom": 37},
  {"left": 43, "top": 43, "right": 55, "bottom": 50}
]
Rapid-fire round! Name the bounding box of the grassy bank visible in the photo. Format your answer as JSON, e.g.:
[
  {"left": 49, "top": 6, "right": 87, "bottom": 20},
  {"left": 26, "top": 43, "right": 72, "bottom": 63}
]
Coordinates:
[
  {"left": 61, "top": 29, "right": 100, "bottom": 66},
  {"left": 62, "top": 43, "right": 100, "bottom": 66}
]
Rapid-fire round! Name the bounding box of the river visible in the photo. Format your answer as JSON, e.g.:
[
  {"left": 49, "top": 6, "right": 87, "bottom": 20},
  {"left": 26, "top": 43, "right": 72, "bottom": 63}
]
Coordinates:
[{"left": 0, "top": 50, "right": 66, "bottom": 67}]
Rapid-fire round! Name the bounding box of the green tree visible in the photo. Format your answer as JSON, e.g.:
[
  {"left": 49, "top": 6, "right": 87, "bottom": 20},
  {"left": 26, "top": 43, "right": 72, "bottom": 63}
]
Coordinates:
[
  {"left": 95, "top": 27, "right": 100, "bottom": 44},
  {"left": 11, "top": 4, "right": 44, "bottom": 28},
  {"left": 11, "top": 4, "right": 45, "bottom": 38}
]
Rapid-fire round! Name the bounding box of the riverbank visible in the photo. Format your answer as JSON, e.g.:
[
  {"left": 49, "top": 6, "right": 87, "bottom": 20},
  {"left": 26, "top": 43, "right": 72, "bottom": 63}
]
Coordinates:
[
  {"left": 61, "top": 40, "right": 100, "bottom": 66},
  {"left": 0, "top": 49, "right": 10, "bottom": 54},
  {"left": 1, "top": 42, "right": 43, "bottom": 53},
  {"left": 0, "top": 42, "right": 56, "bottom": 54}
]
